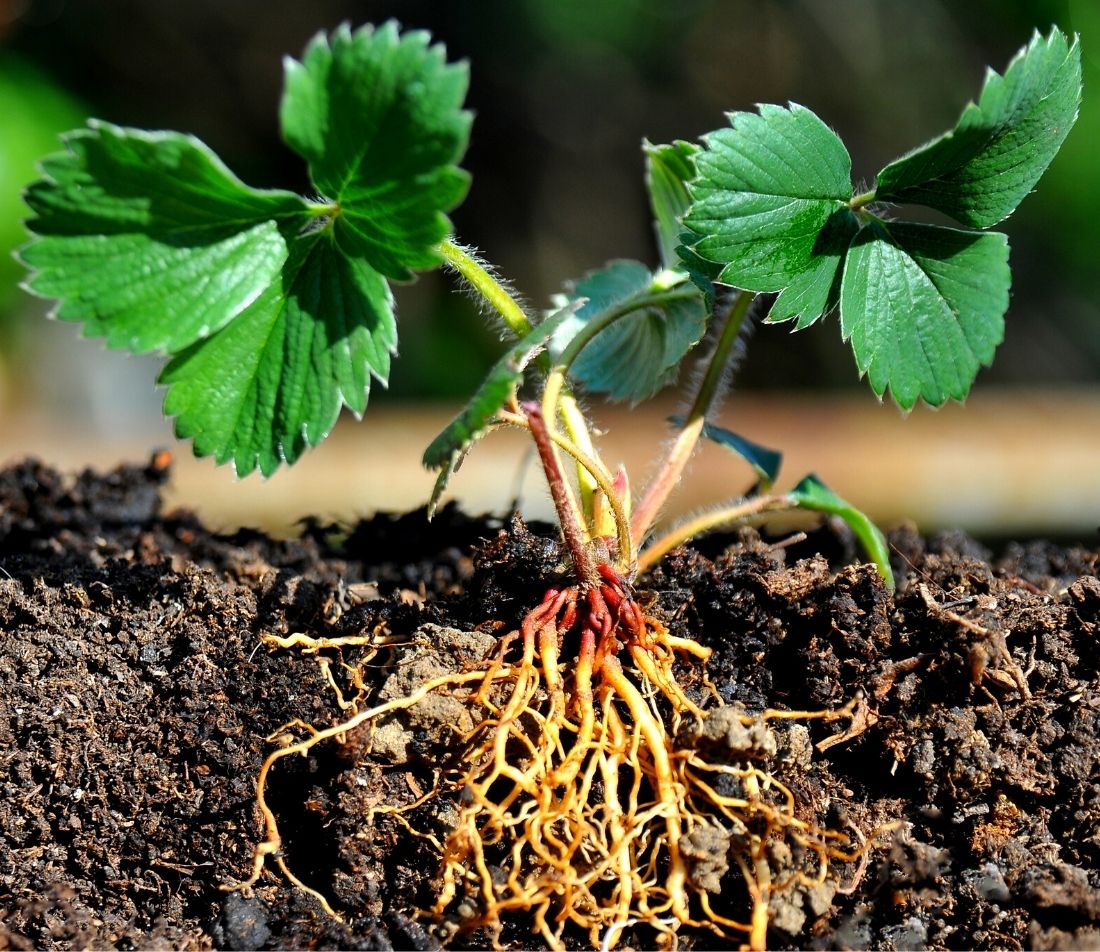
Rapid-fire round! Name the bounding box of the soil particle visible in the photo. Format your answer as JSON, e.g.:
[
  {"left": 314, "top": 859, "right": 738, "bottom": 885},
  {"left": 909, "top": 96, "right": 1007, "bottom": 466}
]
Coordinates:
[
  {"left": 680, "top": 821, "right": 731, "bottom": 894},
  {"left": 679, "top": 703, "right": 776, "bottom": 757},
  {"left": 2, "top": 457, "right": 1100, "bottom": 950},
  {"left": 764, "top": 841, "right": 837, "bottom": 938},
  {"left": 371, "top": 625, "right": 497, "bottom": 764},
  {"left": 216, "top": 893, "right": 271, "bottom": 950}
]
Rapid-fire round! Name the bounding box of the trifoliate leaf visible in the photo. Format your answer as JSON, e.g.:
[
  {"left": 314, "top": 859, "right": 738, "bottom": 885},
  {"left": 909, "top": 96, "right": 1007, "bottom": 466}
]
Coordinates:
[
  {"left": 787, "top": 474, "right": 893, "bottom": 588},
  {"left": 644, "top": 140, "right": 699, "bottom": 272},
  {"left": 160, "top": 231, "right": 395, "bottom": 476},
  {"left": 669, "top": 416, "right": 782, "bottom": 489},
  {"left": 840, "top": 221, "right": 1009, "bottom": 409},
  {"left": 282, "top": 21, "right": 472, "bottom": 280},
  {"left": 21, "top": 122, "right": 309, "bottom": 352},
  {"left": 423, "top": 302, "right": 581, "bottom": 515},
  {"left": 875, "top": 28, "right": 1081, "bottom": 227},
  {"left": 22, "top": 22, "right": 473, "bottom": 477},
  {"left": 685, "top": 102, "right": 854, "bottom": 327},
  {"left": 551, "top": 260, "right": 706, "bottom": 403}
]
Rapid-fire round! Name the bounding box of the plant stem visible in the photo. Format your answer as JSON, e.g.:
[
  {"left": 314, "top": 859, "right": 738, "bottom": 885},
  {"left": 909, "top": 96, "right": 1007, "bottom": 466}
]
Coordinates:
[
  {"left": 540, "top": 285, "right": 697, "bottom": 534},
  {"left": 499, "top": 409, "right": 633, "bottom": 571},
  {"left": 305, "top": 200, "right": 340, "bottom": 218},
  {"left": 558, "top": 394, "right": 601, "bottom": 524},
  {"left": 439, "top": 237, "right": 613, "bottom": 546},
  {"left": 523, "top": 402, "right": 599, "bottom": 586},
  {"left": 635, "top": 494, "right": 795, "bottom": 575},
  {"left": 849, "top": 188, "right": 877, "bottom": 210},
  {"left": 541, "top": 287, "right": 698, "bottom": 423},
  {"left": 630, "top": 290, "right": 754, "bottom": 547},
  {"left": 438, "top": 239, "right": 534, "bottom": 338}
]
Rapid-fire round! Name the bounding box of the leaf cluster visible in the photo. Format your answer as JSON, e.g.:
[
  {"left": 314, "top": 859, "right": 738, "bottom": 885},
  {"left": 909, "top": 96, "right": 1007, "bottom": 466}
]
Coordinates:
[
  {"left": 683, "top": 28, "right": 1081, "bottom": 409},
  {"left": 22, "top": 22, "right": 470, "bottom": 475},
  {"left": 16, "top": 23, "right": 1081, "bottom": 582}
]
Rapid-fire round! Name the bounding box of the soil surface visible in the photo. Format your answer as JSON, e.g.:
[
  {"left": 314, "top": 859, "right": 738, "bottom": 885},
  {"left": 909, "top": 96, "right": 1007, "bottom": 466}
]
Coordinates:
[{"left": 1, "top": 456, "right": 1098, "bottom": 951}]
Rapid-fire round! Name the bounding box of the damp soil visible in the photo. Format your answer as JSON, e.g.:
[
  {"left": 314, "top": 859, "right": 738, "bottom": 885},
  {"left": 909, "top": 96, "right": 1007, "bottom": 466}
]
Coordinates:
[{"left": 1, "top": 456, "right": 1099, "bottom": 951}]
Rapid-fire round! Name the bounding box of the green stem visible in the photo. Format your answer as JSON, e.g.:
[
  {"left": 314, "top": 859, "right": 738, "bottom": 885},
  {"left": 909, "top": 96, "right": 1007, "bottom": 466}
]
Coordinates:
[
  {"left": 540, "top": 284, "right": 697, "bottom": 536},
  {"left": 440, "top": 236, "right": 613, "bottom": 536},
  {"left": 438, "top": 239, "right": 534, "bottom": 338},
  {"left": 439, "top": 237, "right": 636, "bottom": 559},
  {"left": 540, "top": 287, "right": 697, "bottom": 426},
  {"left": 636, "top": 494, "right": 794, "bottom": 575},
  {"left": 849, "top": 188, "right": 877, "bottom": 211},
  {"left": 305, "top": 200, "right": 340, "bottom": 218},
  {"left": 558, "top": 394, "right": 601, "bottom": 525},
  {"left": 630, "top": 290, "right": 754, "bottom": 547},
  {"left": 564, "top": 287, "right": 698, "bottom": 376}
]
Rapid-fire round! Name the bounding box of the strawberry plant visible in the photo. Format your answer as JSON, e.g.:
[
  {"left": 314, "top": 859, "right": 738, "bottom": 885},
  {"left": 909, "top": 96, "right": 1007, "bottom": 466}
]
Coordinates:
[{"left": 20, "top": 22, "right": 1081, "bottom": 951}]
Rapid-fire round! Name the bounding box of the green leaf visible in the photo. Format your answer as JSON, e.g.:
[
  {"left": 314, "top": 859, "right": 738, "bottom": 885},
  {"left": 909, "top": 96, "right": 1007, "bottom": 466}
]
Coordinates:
[
  {"left": 22, "top": 22, "right": 473, "bottom": 477},
  {"left": 675, "top": 228, "right": 724, "bottom": 309},
  {"left": 669, "top": 416, "right": 782, "bottom": 489},
  {"left": 875, "top": 28, "right": 1081, "bottom": 227},
  {"left": 644, "top": 139, "right": 699, "bottom": 272},
  {"left": 765, "top": 208, "right": 860, "bottom": 330},
  {"left": 552, "top": 260, "right": 707, "bottom": 403},
  {"left": 423, "top": 302, "right": 581, "bottom": 515},
  {"left": 282, "top": 21, "right": 472, "bottom": 280},
  {"left": 21, "top": 121, "right": 309, "bottom": 352},
  {"left": 685, "top": 102, "right": 855, "bottom": 327},
  {"left": 840, "top": 221, "right": 1009, "bottom": 409},
  {"left": 787, "top": 474, "right": 893, "bottom": 588},
  {"left": 160, "top": 232, "right": 395, "bottom": 476}
]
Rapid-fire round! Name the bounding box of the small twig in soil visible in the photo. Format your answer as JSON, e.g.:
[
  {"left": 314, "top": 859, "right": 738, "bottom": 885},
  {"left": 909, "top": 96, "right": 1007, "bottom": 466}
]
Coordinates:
[
  {"left": 870, "top": 654, "right": 930, "bottom": 700},
  {"left": 919, "top": 584, "right": 1032, "bottom": 700}
]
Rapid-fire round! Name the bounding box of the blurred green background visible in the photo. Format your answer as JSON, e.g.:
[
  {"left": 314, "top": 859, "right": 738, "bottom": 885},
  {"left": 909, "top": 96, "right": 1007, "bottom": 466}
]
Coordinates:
[{"left": 0, "top": 0, "right": 1097, "bottom": 432}]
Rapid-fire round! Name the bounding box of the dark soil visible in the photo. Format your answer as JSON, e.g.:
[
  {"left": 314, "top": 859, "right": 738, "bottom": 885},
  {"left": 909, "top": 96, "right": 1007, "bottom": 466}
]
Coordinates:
[{"left": 1, "top": 456, "right": 1098, "bottom": 950}]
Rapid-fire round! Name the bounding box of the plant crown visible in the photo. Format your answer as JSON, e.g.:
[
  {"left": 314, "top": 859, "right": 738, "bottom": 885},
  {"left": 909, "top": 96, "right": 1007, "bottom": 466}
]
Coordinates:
[{"left": 19, "top": 23, "right": 1081, "bottom": 584}]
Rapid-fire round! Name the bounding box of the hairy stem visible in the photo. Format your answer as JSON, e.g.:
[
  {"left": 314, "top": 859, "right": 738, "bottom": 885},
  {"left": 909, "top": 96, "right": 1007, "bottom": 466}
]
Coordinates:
[
  {"left": 848, "top": 188, "right": 877, "bottom": 210},
  {"left": 636, "top": 493, "right": 796, "bottom": 575},
  {"left": 524, "top": 402, "right": 598, "bottom": 586},
  {"left": 499, "top": 409, "right": 633, "bottom": 571},
  {"left": 630, "top": 290, "right": 754, "bottom": 548},
  {"left": 439, "top": 239, "right": 534, "bottom": 338},
  {"left": 440, "top": 239, "right": 613, "bottom": 535},
  {"left": 305, "top": 200, "right": 341, "bottom": 218}
]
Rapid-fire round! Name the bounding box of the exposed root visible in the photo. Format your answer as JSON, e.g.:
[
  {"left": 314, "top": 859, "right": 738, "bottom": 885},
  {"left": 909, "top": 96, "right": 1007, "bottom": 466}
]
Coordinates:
[{"left": 230, "top": 571, "right": 881, "bottom": 950}]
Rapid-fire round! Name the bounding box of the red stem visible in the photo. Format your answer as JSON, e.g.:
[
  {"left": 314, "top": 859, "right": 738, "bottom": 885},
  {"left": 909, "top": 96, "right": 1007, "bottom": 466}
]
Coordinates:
[{"left": 523, "top": 401, "right": 598, "bottom": 587}]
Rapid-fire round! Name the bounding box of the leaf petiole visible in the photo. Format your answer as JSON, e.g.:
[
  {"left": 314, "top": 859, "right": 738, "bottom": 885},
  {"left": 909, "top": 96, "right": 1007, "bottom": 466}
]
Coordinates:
[
  {"left": 539, "top": 280, "right": 698, "bottom": 537},
  {"left": 636, "top": 493, "right": 795, "bottom": 574},
  {"left": 630, "top": 289, "right": 753, "bottom": 546},
  {"left": 541, "top": 284, "right": 699, "bottom": 425},
  {"left": 848, "top": 188, "right": 876, "bottom": 211},
  {"left": 305, "top": 200, "right": 340, "bottom": 218},
  {"left": 438, "top": 239, "right": 534, "bottom": 339},
  {"left": 498, "top": 408, "right": 634, "bottom": 570}
]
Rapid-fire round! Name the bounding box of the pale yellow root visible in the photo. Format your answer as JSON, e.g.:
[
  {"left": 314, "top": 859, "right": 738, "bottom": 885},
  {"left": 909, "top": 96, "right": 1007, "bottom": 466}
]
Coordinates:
[
  {"left": 235, "top": 607, "right": 881, "bottom": 952},
  {"left": 223, "top": 667, "right": 491, "bottom": 902}
]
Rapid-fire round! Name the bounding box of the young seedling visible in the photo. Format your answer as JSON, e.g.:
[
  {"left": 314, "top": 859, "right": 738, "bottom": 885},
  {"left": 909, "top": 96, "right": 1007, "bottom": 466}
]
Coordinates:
[{"left": 20, "top": 22, "right": 1080, "bottom": 950}]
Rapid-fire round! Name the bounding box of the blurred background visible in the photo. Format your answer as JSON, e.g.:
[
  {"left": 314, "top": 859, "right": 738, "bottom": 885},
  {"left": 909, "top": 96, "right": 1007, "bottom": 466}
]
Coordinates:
[{"left": 0, "top": 0, "right": 1097, "bottom": 540}]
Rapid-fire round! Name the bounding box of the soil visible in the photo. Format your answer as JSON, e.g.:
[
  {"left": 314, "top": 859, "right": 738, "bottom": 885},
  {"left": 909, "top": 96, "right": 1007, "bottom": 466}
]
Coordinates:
[{"left": 1, "top": 455, "right": 1098, "bottom": 951}]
